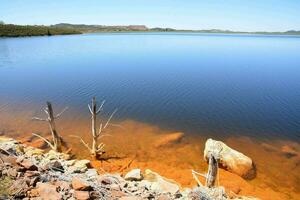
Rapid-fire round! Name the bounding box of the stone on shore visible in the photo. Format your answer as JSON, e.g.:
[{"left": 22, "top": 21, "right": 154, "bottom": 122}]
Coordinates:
[
  {"left": 74, "top": 190, "right": 90, "bottom": 200},
  {"left": 155, "top": 132, "right": 184, "bottom": 147},
  {"left": 35, "top": 182, "right": 62, "bottom": 200},
  {"left": 204, "top": 138, "right": 255, "bottom": 179},
  {"left": 72, "top": 177, "right": 92, "bottom": 191},
  {"left": 17, "top": 158, "right": 38, "bottom": 171},
  {"left": 125, "top": 169, "right": 143, "bottom": 181},
  {"left": 144, "top": 169, "right": 180, "bottom": 194}
]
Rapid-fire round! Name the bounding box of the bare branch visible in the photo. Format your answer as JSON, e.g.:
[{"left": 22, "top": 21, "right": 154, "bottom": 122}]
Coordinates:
[
  {"left": 43, "top": 108, "right": 50, "bottom": 116},
  {"left": 103, "top": 109, "right": 117, "bottom": 129},
  {"left": 109, "top": 123, "right": 125, "bottom": 129},
  {"left": 192, "top": 169, "right": 204, "bottom": 187},
  {"left": 96, "top": 100, "right": 106, "bottom": 114},
  {"left": 69, "top": 135, "right": 92, "bottom": 152},
  {"left": 32, "top": 117, "right": 47, "bottom": 122},
  {"left": 98, "top": 123, "right": 103, "bottom": 136},
  {"left": 32, "top": 133, "right": 55, "bottom": 149},
  {"left": 55, "top": 106, "right": 68, "bottom": 119}
]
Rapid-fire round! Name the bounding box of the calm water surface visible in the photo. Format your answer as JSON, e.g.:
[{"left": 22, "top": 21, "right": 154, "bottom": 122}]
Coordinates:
[{"left": 0, "top": 33, "right": 300, "bottom": 141}]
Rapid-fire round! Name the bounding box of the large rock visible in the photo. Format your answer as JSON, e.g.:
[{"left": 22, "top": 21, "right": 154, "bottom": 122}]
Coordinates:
[
  {"left": 144, "top": 169, "right": 180, "bottom": 194},
  {"left": 204, "top": 139, "right": 255, "bottom": 179},
  {"left": 124, "top": 169, "right": 143, "bottom": 181},
  {"left": 155, "top": 132, "right": 184, "bottom": 148}
]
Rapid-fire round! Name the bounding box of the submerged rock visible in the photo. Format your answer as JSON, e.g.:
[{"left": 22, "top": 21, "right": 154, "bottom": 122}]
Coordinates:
[
  {"left": 204, "top": 139, "right": 255, "bottom": 179},
  {"left": 281, "top": 145, "right": 298, "bottom": 158},
  {"left": 155, "top": 132, "right": 184, "bottom": 148}
]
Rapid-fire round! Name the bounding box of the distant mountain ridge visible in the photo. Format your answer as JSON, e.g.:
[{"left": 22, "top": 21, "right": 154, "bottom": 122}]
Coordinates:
[
  {"left": 52, "top": 23, "right": 300, "bottom": 35},
  {"left": 51, "top": 23, "right": 149, "bottom": 32}
]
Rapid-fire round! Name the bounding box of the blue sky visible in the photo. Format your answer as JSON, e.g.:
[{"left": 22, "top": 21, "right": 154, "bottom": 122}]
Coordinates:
[{"left": 1, "top": 0, "right": 300, "bottom": 31}]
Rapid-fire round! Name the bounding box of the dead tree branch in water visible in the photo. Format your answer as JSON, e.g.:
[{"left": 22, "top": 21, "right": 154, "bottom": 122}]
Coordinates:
[
  {"left": 32, "top": 102, "right": 68, "bottom": 152},
  {"left": 75, "top": 97, "right": 117, "bottom": 159},
  {"left": 192, "top": 153, "right": 219, "bottom": 188}
]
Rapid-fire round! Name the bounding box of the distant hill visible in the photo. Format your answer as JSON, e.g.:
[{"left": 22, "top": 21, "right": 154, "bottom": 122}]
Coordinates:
[
  {"left": 52, "top": 23, "right": 300, "bottom": 35},
  {"left": 51, "top": 23, "right": 149, "bottom": 32},
  {"left": 0, "top": 24, "right": 81, "bottom": 37}
]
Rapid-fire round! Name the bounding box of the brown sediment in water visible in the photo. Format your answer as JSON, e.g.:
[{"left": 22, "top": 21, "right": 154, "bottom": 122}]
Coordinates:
[{"left": 0, "top": 111, "right": 300, "bottom": 200}]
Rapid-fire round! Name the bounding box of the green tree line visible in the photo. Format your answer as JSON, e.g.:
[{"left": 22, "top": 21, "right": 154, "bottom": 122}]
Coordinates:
[{"left": 0, "top": 24, "right": 81, "bottom": 37}]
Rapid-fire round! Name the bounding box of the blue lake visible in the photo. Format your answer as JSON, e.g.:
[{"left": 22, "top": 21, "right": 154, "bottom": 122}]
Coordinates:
[{"left": 0, "top": 33, "right": 300, "bottom": 141}]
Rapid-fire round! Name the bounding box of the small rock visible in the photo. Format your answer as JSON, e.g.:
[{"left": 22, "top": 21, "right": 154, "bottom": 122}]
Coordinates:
[
  {"left": 0, "top": 155, "right": 17, "bottom": 165},
  {"left": 85, "top": 168, "right": 98, "bottom": 178},
  {"left": 139, "top": 180, "right": 152, "bottom": 190},
  {"left": 18, "top": 159, "right": 38, "bottom": 171},
  {"left": 73, "top": 160, "right": 90, "bottom": 172},
  {"left": 65, "top": 159, "right": 76, "bottom": 166},
  {"left": 72, "top": 177, "right": 92, "bottom": 191},
  {"left": 6, "top": 168, "right": 18, "bottom": 177},
  {"left": 29, "top": 176, "right": 40, "bottom": 186},
  {"left": 54, "top": 181, "right": 71, "bottom": 191},
  {"left": 24, "top": 170, "right": 40, "bottom": 177},
  {"left": 9, "top": 179, "right": 29, "bottom": 198},
  {"left": 281, "top": 145, "right": 298, "bottom": 158},
  {"left": 155, "top": 132, "right": 184, "bottom": 148},
  {"left": 204, "top": 138, "right": 255, "bottom": 179},
  {"left": 144, "top": 169, "right": 180, "bottom": 194},
  {"left": 97, "top": 176, "right": 113, "bottom": 185},
  {"left": 35, "top": 182, "right": 62, "bottom": 200},
  {"left": 158, "top": 194, "right": 171, "bottom": 200},
  {"left": 111, "top": 190, "right": 127, "bottom": 198},
  {"left": 44, "top": 161, "right": 64, "bottom": 172},
  {"left": 125, "top": 169, "right": 143, "bottom": 181},
  {"left": 74, "top": 191, "right": 90, "bottom": 200},
  {"left": 24, "top": 147, "right": 44, "bottom": 156},
  {"left": 119, "top": 197, "right": 142, "bottom": 200}
]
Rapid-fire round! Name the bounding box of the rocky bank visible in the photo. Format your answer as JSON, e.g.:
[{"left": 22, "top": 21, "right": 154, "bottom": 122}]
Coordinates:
[{"left": 0, "top": 136, "right": 259, "bottom": 200}]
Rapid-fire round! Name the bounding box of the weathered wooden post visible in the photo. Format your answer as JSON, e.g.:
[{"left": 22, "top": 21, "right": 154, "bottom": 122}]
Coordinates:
[
  {"left": 90, "top": 97, "right": 98, "bottom": 157},
  {"left": 205, "top": 153, "right": 218, "bottom": 187}
]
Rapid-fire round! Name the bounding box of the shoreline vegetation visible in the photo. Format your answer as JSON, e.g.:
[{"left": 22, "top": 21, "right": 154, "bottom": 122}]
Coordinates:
[{"left": 1, "top": 23, "right": 300, "bottom": 37}]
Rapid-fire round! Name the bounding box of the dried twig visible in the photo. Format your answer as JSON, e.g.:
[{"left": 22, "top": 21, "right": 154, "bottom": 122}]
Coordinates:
[{"left": 32, "top": 133, "right": 55, "bottom": 149}]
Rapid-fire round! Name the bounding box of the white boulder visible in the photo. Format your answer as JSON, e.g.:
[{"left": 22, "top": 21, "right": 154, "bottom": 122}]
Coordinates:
[{"left": 204, "top": 138, "right": 255, "bottom": 179}]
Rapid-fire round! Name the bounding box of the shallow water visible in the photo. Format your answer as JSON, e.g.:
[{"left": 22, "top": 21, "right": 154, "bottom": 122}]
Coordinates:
[{"left": 0, "top": 33, "right": 300, "bottom": 199}]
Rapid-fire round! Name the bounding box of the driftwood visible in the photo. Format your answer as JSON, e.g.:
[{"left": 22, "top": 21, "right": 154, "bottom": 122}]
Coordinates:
[
  {"left": 75, "top": 97, "right": 116, "bottom": 159},
  {"left": 205, "top": 153, "right": 218, "bottom": 187},
  {"left": 32, "top": 102, "right": 67, "bottom": 152},
  {"left": 192, "top": 153, "right": 219, "bottom": 188}
]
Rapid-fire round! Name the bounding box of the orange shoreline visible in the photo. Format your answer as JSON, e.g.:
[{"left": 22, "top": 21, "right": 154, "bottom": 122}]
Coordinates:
[{"left": 1, "top": 112, "right": 299, "bottom": 200}]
